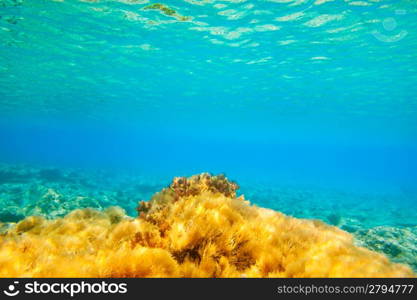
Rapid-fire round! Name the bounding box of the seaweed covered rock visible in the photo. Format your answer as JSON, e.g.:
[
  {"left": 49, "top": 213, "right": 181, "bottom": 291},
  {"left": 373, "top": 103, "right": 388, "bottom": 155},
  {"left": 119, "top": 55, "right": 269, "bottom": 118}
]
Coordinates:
[
  {"left": 0, "top": 174, "right": 414, "bottom": 277},
  {"left": 137, "top": 173, "right": 238, "bottom": 215}
]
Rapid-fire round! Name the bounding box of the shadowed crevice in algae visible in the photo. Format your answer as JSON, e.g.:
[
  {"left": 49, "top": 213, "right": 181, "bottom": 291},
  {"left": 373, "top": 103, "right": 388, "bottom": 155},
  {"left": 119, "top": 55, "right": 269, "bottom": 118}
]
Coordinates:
[{"left": 0, "top": 172, "right": 415, "bottom": 277}]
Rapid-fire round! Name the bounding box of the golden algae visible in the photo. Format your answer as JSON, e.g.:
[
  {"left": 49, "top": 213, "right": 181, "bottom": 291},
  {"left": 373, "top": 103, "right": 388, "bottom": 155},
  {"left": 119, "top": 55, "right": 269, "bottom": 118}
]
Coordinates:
[{"left": 0, "top": 173, "right": 414, "bottom": 278}]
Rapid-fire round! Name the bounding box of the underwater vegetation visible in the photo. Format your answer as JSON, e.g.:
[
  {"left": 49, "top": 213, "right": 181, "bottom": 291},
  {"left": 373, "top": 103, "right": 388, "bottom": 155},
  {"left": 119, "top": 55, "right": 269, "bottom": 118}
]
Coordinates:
[
  {"left": 0, "top": 164, "right": 416, "bottom": 273},
  {"left": 143, "top": 3, "right": 192, "bottom": 22},
  {"left": 0, "top": 173, "right": 414, "bottom": 277}
]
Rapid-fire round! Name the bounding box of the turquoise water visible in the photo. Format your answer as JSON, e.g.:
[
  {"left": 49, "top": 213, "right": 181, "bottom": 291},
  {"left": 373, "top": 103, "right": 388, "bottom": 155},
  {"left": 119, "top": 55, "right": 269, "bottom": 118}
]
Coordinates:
[{"left": 0, "top": 1, "right": 417, "bottom": 269}]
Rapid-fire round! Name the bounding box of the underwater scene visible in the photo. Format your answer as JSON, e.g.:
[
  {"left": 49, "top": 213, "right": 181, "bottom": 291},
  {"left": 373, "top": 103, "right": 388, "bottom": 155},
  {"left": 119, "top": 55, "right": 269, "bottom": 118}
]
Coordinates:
[{"left": 0, "top": 0, "right": 416, "bottom": 277}]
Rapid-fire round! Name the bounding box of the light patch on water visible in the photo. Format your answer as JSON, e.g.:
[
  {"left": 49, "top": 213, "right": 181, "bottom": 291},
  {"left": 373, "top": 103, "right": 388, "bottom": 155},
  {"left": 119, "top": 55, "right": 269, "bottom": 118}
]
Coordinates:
[
  {"left": 222, "top": 0, "right": 248, "bottom": 3},
  {"left": 311, "top": 56, "right": 330, "bottom": 60},
  {"left": 244, "top": 42, "right": 260, "bottom": 47},
  {"left": 118, "top": 0, "right": 148, "bottom": 4},
  {"left": 350, "top": 26, "right": 365, "bottom": 33},
  {"left": 191, "top": 20, "right": 209, "bottom": 26},
  {"left": 191, "top": 25, "right": 227, "bottom": 35},
  {"left": 184, "top": 0, "right": 209, "bottom": 6},
  {"left": 304, "top": 14, "right": 344, "bottom": 27},
  {"left": 327, "top": 34, "right": 356, "bottom": 42},
  {"left": 209, "top": 38, "right": 224, "bottom": 45},
  {"left": 190, "top": 25, "right": 254, "bottom": 41},
  {"left": 289, "top": 0, "right": 314, "bottom": 6},
  {"left": 315, "top": 0, "right": 335, "bottom": 5},
  {"left": 348, "top": 1, "right": 372, "bottom": 7},
  {"left": 243, "top": 3, "right": 255, "bottom": 9},
  {"left": 254, "top": 24, "right": 281, "bottom": 32},
  {"left": 275, "top": 12, "right": 305, "bottom": 22},
  {"left": 228, "top": 40, "right": 249, "bottom": 47},
  {"left": 138, "top": 43, "right": 158, "bottom": 51},
  {"left": 223, "top": 31, "right": 242, "bottom": 40},
  {"left": 277, "top": 39, "right": 297, "bottom": 45},
  {"left": 118, "top": 44, "right": 158, "bottom": 52},
  {"left": 246, "top": 56, "right": 273, "bottom": 65},
  {"left": 117, "top": 0, "right": 150, "bottom": 5},
  {"left": 218, "top": 9, "right": 238, "bottom": 16},
  {"left": 365, "top": 19, "right": 381, "bottom": 24},
  {"left": 266, "top": 0, "right": 294, "bottom": 3},
  {"left": 326, "top": 24, "right": 360, "bottom": 34},
  {"left": 122, "top": 10, "right": 143, "bottom": 22},
  {"left": 214, "top": 4, "right": 227, "bottom": 9},
  {"left": 253, "top": 10, "right": 274, "bottom": 15}
]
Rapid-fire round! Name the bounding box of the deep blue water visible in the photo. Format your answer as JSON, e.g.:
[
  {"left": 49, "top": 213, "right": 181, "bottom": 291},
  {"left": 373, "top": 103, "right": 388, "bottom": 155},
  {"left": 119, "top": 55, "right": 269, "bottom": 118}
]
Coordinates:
[{"left": 1, "top": 0, "right": 417, "bottom": 196}]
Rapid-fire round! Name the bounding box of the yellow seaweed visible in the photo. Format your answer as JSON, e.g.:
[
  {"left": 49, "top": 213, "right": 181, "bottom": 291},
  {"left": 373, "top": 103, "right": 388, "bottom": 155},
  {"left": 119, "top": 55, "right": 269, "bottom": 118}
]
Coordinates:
[{"left": 0, "top": 173, "right": 414, "bottom": 277}]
